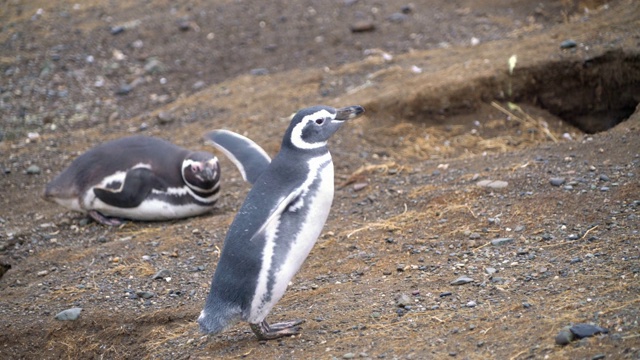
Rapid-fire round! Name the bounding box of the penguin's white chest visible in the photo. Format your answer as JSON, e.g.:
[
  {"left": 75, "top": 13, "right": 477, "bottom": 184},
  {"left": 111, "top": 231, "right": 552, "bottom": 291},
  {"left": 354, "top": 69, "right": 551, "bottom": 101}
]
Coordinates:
[{"left": 248, "top": 156, "right": 335, "bottom": 323}]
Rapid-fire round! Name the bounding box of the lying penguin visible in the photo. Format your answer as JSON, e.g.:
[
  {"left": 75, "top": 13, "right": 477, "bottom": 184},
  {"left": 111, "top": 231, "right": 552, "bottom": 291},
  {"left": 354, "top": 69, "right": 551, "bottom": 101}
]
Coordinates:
[
  {"left": 198, "top": 104, "right": 365, "bottom": 340},
  {"left": 44, "top": 134, "right": 270, "bottom": 225}
]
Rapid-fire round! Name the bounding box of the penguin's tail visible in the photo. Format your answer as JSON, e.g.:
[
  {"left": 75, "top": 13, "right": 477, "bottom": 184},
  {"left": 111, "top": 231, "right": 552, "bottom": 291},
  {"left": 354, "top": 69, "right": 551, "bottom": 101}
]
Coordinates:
[{"left": 197, "top": 300, "right": 242, "bottom": 335}]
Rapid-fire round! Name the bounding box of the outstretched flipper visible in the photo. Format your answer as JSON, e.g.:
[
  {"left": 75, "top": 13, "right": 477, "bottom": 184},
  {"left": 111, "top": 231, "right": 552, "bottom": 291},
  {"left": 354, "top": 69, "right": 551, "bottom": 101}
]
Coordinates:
[
  {"left": 93, "top": 167, "right": 167, "bottom": 208},
  {"left": 205, "top": 130, "right": 271, "bottom": 184}
]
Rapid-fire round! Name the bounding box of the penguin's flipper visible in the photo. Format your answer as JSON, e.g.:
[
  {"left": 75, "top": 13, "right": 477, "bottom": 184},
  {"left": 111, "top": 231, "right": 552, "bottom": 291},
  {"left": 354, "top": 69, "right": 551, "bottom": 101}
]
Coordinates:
[
  {"left": 250, "top": 319, "right": 305, "bottom": 340},
  {"left": 93, "top": 167, "right": 166, "bottom": 208},
  {"left": 205, "top": 130, "right": 271, "bottom": 185}
]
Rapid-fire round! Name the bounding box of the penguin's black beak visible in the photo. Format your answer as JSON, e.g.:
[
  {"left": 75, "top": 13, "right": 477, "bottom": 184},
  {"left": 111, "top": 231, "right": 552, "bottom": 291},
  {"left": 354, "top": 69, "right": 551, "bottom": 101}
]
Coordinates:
[
  {"left": 201, "top": 166, "right": 214, "bottom": 180},
  {"left": 335, "top": 105, "right": 365, "bottom": 121}
]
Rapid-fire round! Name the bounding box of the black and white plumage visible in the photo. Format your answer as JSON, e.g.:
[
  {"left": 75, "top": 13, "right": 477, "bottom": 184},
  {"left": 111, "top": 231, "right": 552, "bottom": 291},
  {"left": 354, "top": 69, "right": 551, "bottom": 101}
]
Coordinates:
[
  {"left": 198, "top": 105, "right": 365, "bottom": 340},
  {"left": 43, "top": 135, "right": 224, "bottom": 225},
  {"left": 204, "top": 130, "right": 271, "bottom": 184}
]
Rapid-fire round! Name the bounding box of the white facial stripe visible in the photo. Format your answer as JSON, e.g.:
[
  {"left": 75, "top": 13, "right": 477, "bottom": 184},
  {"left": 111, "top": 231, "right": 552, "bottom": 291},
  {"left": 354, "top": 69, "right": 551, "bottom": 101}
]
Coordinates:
[
  {"left": 249, "top": 152, "right": 333, "bottom": 322},
  {"left": 182, "top": 158, "right": 219, "bottom": 193},
  {"left": 289, "top": 109, "right": 335, "bottom": 150}
]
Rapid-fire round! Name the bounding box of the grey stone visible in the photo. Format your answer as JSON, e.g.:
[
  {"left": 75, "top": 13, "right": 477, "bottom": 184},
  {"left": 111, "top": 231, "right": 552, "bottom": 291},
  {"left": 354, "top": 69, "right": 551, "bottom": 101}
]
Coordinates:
[
  {"left": 152, "top": 269, "right": 171, "bottom": 280},
  {"left": 555, "top": 329, "right": 574, "bottom": 345},
  {"left": 157, "top": 111, "right": 175, "bottom": 124},
  {"left": 26, "top": 165, "right": 41, "bottom": 175},
  {"left": 55, "top": 307, "right": 82, "bottom": 321},
  {"left": 560, "top": 39, "right": 577, "bottom": 49},
  {"left": 136, "top": 291, "right": 155, "bottom": 299},
  {"left": 250, "top": 68, "right": 269, "bottom": 76},
  {"left": 450, "top": 276, "right": 474, "bottom": 285},
  {"left": 549, "top": 177, "right": 566, "bottom": 186},
  {"left": 485, "top": 267, "right": 497, "bottom": 275},
  {"left": 570, "top": 323, "right": 609, "bottom": 338},
  {"left": 477, "top": 180, "right": 508, "bottom": 189},
  {"left": 396, "top": 293, "right": 412, "bottom": 307},
  {"left": 491, "top": 237, "right": 514, "bottom": 246}
]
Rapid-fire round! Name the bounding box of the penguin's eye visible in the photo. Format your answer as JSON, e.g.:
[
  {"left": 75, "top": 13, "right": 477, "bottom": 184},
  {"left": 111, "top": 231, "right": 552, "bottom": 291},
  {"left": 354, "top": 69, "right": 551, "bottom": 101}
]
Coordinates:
[
  {"left": 191, "top": 164, "right": 202, "bottom": 172},
  {"left": 315, "top": 118, "right": 324, "bottom": 125}
]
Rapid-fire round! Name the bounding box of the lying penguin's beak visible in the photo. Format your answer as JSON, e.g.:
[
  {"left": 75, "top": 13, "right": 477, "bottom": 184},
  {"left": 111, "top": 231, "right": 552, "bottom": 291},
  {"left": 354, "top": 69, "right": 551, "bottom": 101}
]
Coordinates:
[
  {"left": 200, "top": 165, "right": 215, "bottom": 180},
  {"left": 335, "top": 105, "right": 365, "bottom": 121}
]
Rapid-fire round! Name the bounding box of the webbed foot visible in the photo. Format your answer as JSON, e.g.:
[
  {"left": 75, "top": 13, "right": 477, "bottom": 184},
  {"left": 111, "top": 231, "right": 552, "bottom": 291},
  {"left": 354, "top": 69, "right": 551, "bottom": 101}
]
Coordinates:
[
  {"left": 88, "top": 210, "right": 125, "bottom": 226},
  {"left": 250, "top": 319, "right": 305, "bottom": 340}
]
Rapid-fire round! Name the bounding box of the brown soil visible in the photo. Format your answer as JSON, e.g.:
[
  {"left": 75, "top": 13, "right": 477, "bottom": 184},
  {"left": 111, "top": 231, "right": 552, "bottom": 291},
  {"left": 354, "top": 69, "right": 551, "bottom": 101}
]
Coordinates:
[{"left": 1, "top": 0, "right": 639, "bottom": 359}]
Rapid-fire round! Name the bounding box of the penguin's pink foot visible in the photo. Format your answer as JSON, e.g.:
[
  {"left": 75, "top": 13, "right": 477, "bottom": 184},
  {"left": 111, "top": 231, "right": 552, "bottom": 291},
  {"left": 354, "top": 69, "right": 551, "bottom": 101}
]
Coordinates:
[
  {"left": 88, "top": 210, "right": 125, "bottom": 226},
  {"left": 250, "top": 319, "right": 305, "bottom": 340}
]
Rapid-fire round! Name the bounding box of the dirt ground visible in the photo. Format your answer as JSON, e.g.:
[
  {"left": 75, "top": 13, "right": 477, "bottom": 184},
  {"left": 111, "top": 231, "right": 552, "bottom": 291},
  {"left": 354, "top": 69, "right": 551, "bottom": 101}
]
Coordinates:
[{"left": 1, "top": 0, "right": 639, "bottom": 359}]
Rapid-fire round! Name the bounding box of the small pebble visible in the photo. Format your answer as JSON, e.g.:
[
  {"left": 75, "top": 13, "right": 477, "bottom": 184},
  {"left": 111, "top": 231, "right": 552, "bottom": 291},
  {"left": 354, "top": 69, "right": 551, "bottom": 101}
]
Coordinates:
[
  {"left": 157, "top": 111, "right": 175, "bottom": 124},
  {"left": 491, "top": 237, "right": 514, "bottom": 246},
  {"left": 387, "top": 13, "right": 408, "bottom": 23},
  {"left": 450, "top": 276, "right": 473, "bottom": 285},
  {"left": 555, "top": 329, "right": 574, "bottom": 345},
  {"left": 26, "top": 165, "right": 41, "bottom": 175},
  {"left": 476, "top": 180, "right": 508, "bottom": 189},
  {"left": 560, "top": 39, "right": 577, "bottom": 49},
  {"left": 353, "top": 182, "right": 368, "bottom": 191},
  {"left": 485, "top": 267, "right": 497, "bottom": 275},
  {"left": 350, "top": 20, "right": 376, "bottom": 33},
  {"left": 55, "top": 307, "right": 83, "bottom": 321},
  {"left": 549, "top": 177, "right": 566, "bottom": 186},
  {"left": 136, "top": 291, "right": 155, "bottom": 299},
  {"left": 466, "top": 300, "right": 477, "bottom": 308},
  {"left": 115, "top": 84, "right": 133, "bottom": 95},
  {"left": 396, "top": 294, "right": 412, "bottom": 308},
  {"left": 250, "top": 68, "right": 269, "bottom": 76},
  {"left": 152, "top": 269, "right": 171, "bottom": 280},
  {"left": 110, "top": 26, "right": 125, "bottom": 35},
  {"left": 599, "top": 174, "right": 610, "bottom": 182},
  {"left": 570, "top": 323, "right": 609, "bottom": 338},
  {"left": 440, "top": 291, "right": 452, "bottom": 297}
]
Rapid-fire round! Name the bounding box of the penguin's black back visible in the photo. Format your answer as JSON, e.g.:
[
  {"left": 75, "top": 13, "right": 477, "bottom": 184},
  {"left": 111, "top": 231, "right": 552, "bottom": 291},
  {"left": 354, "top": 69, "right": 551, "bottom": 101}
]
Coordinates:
[{"left": 45, "top": 136, "right": 190, "bottom": 198}]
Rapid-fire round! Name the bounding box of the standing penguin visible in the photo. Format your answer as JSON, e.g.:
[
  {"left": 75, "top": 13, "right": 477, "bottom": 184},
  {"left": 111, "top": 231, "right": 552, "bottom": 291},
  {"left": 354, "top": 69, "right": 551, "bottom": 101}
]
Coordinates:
[
  {"left": 44, "top": 135, "right": 270, "bottom": 225},
  {"left": 198, "top": 104, "right": 365, "bottom": 340}
]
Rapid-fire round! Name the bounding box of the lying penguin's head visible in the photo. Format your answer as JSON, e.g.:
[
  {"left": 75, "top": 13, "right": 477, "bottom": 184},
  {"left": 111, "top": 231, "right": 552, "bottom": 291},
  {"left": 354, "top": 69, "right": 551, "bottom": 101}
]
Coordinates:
[
  {"left": 283, "top": 105, "right": 365, "bottom": 151},
  {"left": 181, "top": 152, "right": 220, "bottom": 193}
]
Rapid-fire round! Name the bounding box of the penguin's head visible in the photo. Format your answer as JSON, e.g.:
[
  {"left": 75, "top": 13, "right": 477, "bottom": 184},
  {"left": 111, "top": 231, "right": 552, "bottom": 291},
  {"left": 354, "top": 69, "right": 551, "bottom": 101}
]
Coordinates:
[
  {"left": 284, "top": 105, "right": 365, "bottom": 150},
  {"left": 181, "top": 152, "right": 220, "bottom": 193}
]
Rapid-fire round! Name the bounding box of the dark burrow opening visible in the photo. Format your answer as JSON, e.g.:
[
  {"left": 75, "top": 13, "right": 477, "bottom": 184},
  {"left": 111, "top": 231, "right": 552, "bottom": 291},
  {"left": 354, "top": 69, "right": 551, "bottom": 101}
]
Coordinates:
[{"left": 511, "top": 49, "right": 640, "bottom": 134}]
